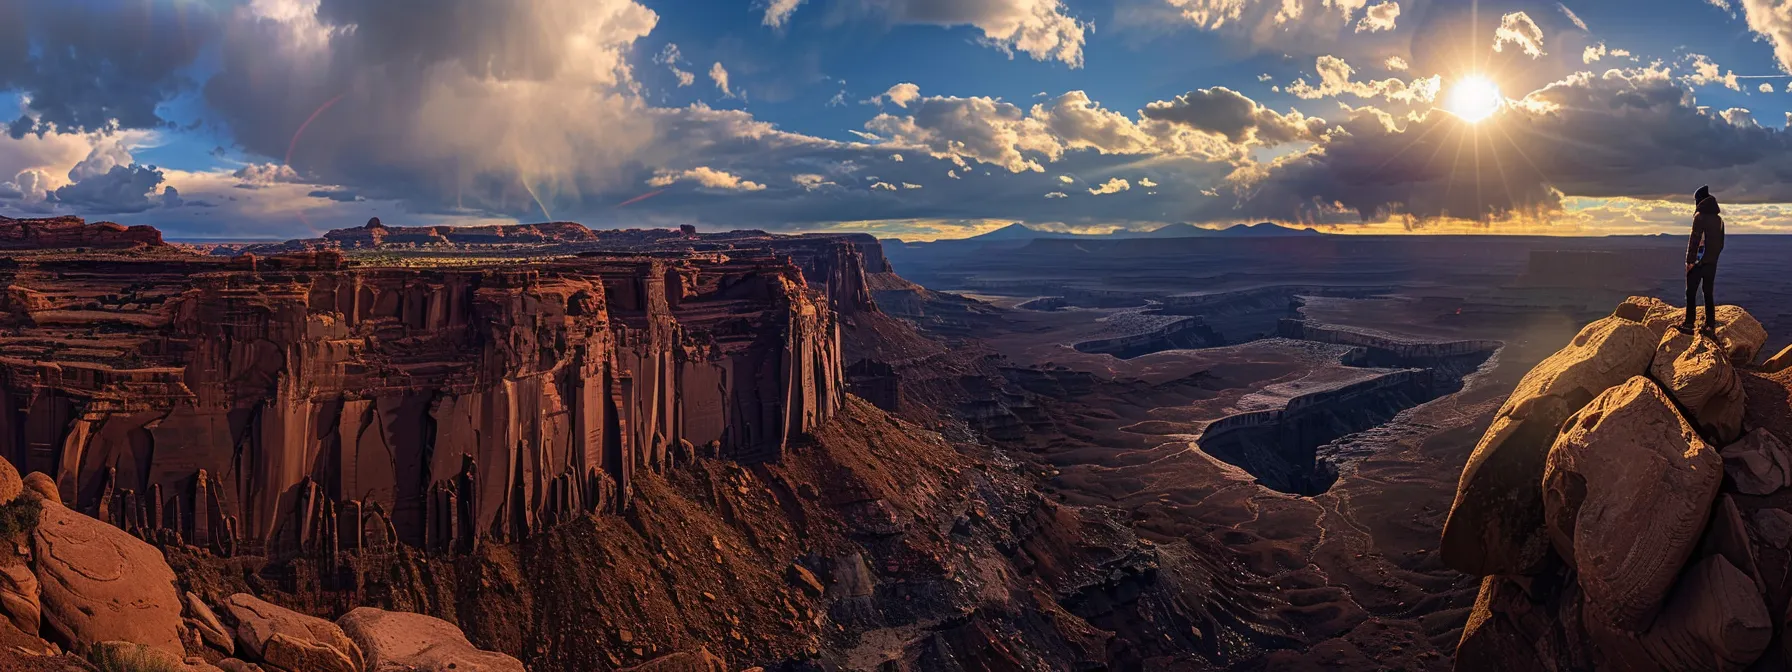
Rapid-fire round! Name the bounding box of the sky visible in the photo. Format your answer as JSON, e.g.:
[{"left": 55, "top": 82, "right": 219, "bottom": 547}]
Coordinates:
[{"left": 4, "top": 0, "right": 1792, "bottom": 241}]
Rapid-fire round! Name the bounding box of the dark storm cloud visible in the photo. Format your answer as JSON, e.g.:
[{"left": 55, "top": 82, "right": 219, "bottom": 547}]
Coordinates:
[
  {"left": 1141, "top": 87, "right": 1327, "bottom": 145},
  {"left": 1231, "top": 67, "right": 1792, "bottom": 224},
  {"left": 52, "top": 164, "right": 166, "bottom": 214},
  {"left": 3, "top": 1, "right": 219, "bottom": 137}
]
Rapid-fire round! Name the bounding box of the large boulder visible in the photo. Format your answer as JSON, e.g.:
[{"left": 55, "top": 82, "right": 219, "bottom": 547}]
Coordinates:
[
  {"left": 1442, "top": 315, "right": 1658, "bottom": 576},
  {"left": 1713, "top": 305, "right": 1768, "bottom": 366},
  {"left": 32, "top": 500, "right": 183, "bottom": 655},
  {"left": 336, "top": 607, "right": 524, "bottom": 672},
  {"left": 1591, "top": 555, "right": 1771, "bottom": 671},
  {"left": 1653, "top": 329, "right": 1747, "bottom": 445},
  {"left": 222, "top": 593, "right": 364, "bottom": 672},
  {"left": 1615, "top": 298, "right": 1767, "bottom": 366},
  {"left": 1722, "top": 428, "right": 1792, "bottom": 496},
  {"left": 1541, "top": 376, "right": 1722, "bottom": 631}
]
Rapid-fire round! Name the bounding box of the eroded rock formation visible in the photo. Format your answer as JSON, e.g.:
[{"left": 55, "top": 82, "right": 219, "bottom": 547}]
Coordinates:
[{"left": 0, "top": 240, "right": 846, "bottom": 560}]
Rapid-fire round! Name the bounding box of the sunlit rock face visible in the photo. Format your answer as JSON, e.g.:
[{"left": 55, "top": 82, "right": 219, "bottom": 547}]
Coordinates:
[{"left": 0, "top": 243, "right": 846, "bottom": 558}]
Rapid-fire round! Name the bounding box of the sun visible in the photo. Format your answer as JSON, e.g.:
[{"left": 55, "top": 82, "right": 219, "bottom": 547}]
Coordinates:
[{"left": 1446, "top": 75, "right": 1503, "bottom": 123}]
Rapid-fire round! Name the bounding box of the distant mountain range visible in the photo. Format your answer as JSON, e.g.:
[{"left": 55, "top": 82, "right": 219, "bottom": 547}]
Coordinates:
[{"left": 961, "top": 222, "right": 1323, "bottom": 242}]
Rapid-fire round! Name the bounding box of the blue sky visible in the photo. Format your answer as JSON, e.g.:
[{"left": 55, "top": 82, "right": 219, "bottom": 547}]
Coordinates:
[{"left": 4, "top": 0, "right": 1792, "bottom": 240}]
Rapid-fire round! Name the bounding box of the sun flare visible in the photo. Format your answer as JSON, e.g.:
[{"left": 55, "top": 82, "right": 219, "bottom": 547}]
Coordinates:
[{"left": 1446, "top": 75, "right": 1502, "bottom": 123}]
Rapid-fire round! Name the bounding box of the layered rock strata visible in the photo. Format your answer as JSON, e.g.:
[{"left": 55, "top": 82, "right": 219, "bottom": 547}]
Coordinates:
[{"left": 0, "top": 245, "right": 845, "bottom": 560}]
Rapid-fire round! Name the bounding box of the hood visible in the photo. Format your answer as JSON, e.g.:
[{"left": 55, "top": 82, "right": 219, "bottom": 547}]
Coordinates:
[{"left": 1697, "top": 195, "right": 1721, "bottom": 215}]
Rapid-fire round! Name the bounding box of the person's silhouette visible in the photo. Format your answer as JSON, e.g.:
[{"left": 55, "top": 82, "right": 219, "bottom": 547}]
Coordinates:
[{"left": 1678, "top": 185, "right": 1725, "bottom": 334}]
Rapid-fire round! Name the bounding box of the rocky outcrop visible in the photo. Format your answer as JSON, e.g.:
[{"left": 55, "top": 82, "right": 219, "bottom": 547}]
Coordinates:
[
  {"left": 1541, "top": 376, "right": 1720, "bottom": 630},
  {"left": 1442, "top": 314, "right": 1658, "bottom": 576},
  {"left": 1448, "top": 301, "right": 1786, "bottom": 671},
  {"left": 337, "top": 607, "right": 524, "bottom": 672},
  {"left": 0, "top": 216, "right": 166, "bottom": 250},
  {"left": 32, "top": 501, "right": 183, "bottom": 655},
  {"left": 0, "top": 244, "right": 846, "bottom": 558},
  {"left": 224, "top": 593, "right": 365, "bottom": 672}
]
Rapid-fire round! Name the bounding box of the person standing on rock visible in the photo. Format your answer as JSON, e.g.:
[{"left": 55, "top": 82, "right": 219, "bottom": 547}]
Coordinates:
[{"left": 1679, "top": 185, "right": 1725, "bottom": 335}]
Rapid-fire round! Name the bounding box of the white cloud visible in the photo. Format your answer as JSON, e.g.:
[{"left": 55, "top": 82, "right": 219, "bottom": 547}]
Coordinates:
[
  {"left": 1739, "top": 0, "right": 1792, "bottom": 73},
  {"left": 948, "top": 170, "right": 961, "bottom": 179},
  {"left": 891, "top": 153, "right": 905, "bottom": 162},
  {"left": 871, "top": 181, "right": 898, "bottom": 191},
  {"left": 1493, "top": 12, "right": 1546, "bottom": 58},
  {"left": 764, "top": 0, "right": 806, "bottom": 28},
  {"left": 1763, "top": 82, "right": 1779, "bottom": 93},
  {"left": 1558, "top": 3, "right": 1589, "bottom": 31},
  {"left": 1088, "top": 177, "right": 1131, "bottom": 195},
  {"left": 870, "top": 83, "right": 923, "bottom": 108},
  {"left": 1385, "top": 56, "right": 1408, "bottom": 71},
  {"left": 710, "top": 62, "right": 734, "bottom": 97},
  {"left": 902, "top": 182, "right": 923, "bottom": 189},
  {"left": 1140, "top": 177, "right": 1159, "bottom": 187},
  {"left": 1583, "top": 43, "right": 1606, "bottom": 64},
  {"left": 1059, "top": 175, "right": 1074, "bottom": 183},
  {"left": 649, "top": 166, "right": 766, "bottom": 191},
  {"left": 655, "top": 44, "right": 695, "bottom": 87},
  {"left": 1286, "top": 56, "right": 1440, "bottom": 103},
  {"left": 837, "top": 0, "right": 1089, "bottom": 67},
  {"left": 1355, "top": 1, "right": 1399, "bottom": 32},
  {"left": 1045, "top": 191, "right": 1069, "bottom": 198},
  {"left": 1685, "top": 54, "right": 1742, "bottom": 90}
]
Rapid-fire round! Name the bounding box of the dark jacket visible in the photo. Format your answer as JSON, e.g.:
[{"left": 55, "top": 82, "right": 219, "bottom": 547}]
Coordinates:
[{"left": 1687, "top": 196, "right": 1725, "bottom": 265}]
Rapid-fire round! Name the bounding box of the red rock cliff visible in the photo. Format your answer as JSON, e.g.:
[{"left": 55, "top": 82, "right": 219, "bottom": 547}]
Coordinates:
[{"left": 0, "top": 247, "right": 844, "bottom": 559}]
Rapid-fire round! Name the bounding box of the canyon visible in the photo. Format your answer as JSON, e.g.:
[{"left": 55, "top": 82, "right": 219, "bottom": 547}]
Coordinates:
[{"left": 8, "top": 214, "right": 1792, "bottom": 670}]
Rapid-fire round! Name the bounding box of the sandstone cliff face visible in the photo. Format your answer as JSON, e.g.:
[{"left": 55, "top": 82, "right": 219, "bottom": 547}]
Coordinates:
[{"left": 0, "top": 247, "right": 845, "bottom": 559}]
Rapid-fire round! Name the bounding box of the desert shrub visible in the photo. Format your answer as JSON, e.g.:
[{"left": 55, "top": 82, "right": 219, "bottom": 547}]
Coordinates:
[
  {"left": 0, "top": 498, "right": 41, "bottom": 540},
  {"left": 84, "top": 643, "right": 184, "bottom": 672}
]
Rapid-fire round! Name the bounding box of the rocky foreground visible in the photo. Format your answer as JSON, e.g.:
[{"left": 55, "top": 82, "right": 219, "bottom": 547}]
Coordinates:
[{"left": 1443, "top": 296, "right": 1792, "bottom": 670}]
